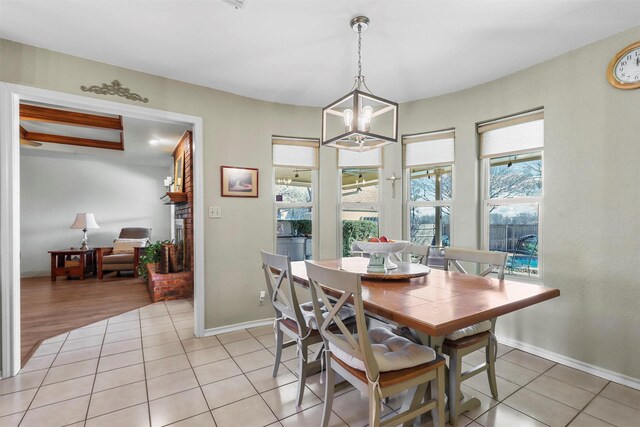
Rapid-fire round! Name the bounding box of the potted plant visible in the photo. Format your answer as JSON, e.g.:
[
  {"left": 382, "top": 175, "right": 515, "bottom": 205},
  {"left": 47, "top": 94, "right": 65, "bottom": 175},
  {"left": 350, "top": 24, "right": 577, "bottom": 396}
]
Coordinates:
[{"left": 138, "top": 240, "right": 171, "bottom": 278}]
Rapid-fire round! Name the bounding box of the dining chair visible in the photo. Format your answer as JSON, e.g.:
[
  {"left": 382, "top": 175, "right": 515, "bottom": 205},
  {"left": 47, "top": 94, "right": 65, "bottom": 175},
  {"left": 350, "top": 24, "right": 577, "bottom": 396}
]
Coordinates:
[
  {"left": 260, "top": 250, "right": 355, "bottom": 406},
  {"left": 391, "top": 242, "right": 430, "bottom": 265},
  {"left": 442, "top": 247, "right": 508, "bottom": 425},
  {"left": 305, "top": 261, "right": 445, "bottom": 427}
]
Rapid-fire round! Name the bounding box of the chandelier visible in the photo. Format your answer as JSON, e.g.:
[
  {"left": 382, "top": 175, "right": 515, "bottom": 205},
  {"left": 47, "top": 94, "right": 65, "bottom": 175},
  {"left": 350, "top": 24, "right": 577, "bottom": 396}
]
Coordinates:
[{"left": 322, "top": 16, "right": 398, "bottom": 151}]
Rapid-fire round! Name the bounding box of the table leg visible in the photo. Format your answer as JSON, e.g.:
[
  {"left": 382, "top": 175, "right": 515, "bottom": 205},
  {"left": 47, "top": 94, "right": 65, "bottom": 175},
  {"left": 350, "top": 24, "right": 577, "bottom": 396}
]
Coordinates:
[
  {"left": 50, "top": 254, "right": 56, "bottom": 282},
  {"left": 79, "top": 253, "right": 86, "bottom": 280}
]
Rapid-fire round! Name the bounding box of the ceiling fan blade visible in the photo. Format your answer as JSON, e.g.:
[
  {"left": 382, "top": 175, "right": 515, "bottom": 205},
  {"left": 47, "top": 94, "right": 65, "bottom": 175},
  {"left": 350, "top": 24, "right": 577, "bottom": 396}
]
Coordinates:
[{"left": 20, "top": 138, "right": 42, "bottom": 147}]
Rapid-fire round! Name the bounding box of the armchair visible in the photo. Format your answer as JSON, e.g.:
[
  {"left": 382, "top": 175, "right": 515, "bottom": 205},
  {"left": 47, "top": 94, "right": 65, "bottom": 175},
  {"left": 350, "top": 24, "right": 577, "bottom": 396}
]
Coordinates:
[{"left": 97, "top": 228, "right": 151, "bottom": 279}]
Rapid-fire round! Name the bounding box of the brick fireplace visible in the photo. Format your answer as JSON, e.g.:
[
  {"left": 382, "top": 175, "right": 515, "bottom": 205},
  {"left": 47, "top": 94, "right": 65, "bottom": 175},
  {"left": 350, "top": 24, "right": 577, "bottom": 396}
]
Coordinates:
[{"left": 147, "top": 131, "right": 194, "bottom": 302}]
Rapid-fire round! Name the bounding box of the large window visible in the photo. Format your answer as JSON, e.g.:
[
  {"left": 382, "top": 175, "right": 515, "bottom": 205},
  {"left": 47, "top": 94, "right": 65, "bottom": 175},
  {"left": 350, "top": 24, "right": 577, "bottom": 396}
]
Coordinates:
[
  {"left": 479, "top": 110, "right": 543, "bottom": 278},
  {"left": 273, "top": 137, "right": 318, "bottom": 261},
  {"left": 404, "top": 130, "right": 455, "bottom": 266},
  {"left": 339, "top": 149, "right": 382, "bottom": 256}
]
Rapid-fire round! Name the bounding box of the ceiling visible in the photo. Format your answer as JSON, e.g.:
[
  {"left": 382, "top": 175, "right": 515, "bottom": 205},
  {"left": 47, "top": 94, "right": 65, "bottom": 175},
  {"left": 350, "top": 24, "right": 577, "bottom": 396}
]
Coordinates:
[
  {"left": 20, "top": 102, "right": 190, "bottom": 168},
  {"left": 1, "top": 1, "right": 639, "bottom": 107}
]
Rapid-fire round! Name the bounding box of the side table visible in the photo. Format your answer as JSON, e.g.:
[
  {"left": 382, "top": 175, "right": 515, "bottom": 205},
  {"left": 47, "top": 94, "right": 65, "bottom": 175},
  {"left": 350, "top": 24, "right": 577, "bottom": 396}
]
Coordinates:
[{"left": 49, "top": 249, "right": 97, "bottom": 281}]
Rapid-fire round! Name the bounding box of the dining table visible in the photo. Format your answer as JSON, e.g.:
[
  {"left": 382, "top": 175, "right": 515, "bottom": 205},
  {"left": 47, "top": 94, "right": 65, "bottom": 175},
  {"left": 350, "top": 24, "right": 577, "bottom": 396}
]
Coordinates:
[{"left": 290, "top": 256, "right": 561, "bottom": 418}]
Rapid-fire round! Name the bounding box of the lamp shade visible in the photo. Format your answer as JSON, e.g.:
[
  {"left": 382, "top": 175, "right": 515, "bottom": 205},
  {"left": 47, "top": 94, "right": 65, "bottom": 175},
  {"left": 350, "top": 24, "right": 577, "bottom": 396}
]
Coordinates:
[{"left": 70, "top": 213, "right": 100, "bottom": 230}]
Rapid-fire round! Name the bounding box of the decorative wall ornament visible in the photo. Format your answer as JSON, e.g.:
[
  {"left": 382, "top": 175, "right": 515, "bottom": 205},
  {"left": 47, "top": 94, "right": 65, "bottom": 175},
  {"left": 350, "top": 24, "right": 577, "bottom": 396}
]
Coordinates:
[{"left": 80, "top": 80, "right": 149, "bottom": 103}]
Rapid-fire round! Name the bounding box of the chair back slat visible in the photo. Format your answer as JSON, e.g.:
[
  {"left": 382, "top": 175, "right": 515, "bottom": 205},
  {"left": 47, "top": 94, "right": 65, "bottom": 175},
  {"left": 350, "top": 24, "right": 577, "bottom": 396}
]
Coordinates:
[
  {"left": 305, "top": 261, "right": 380, "bottom": 381},
  {"left": 261, "top": 251, "right": 306, "bottom": 332},
  {"left": 444, "top": 247, "right": 507, "bottom": 279}
]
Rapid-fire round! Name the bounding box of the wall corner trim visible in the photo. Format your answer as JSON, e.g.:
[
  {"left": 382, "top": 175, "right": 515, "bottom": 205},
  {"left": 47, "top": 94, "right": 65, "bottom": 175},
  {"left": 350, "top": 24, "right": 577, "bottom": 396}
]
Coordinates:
[{"left": 497, "top": 335, "right": 640, "bottom": 390}]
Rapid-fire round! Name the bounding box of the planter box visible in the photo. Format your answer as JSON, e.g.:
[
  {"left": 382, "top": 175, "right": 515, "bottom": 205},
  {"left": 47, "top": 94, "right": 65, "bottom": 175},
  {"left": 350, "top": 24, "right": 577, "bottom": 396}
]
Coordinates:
[{"left": 146, "top": 263, "right": 193, "bottom": 302}]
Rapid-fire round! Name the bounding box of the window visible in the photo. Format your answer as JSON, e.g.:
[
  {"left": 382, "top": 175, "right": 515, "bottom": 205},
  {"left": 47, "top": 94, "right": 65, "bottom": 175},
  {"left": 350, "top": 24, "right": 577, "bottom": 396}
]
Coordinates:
[
  {"left": 479, "top": 110, "right": 543, "bottom": 278},
  {"left": 339, "top": 149, "right": 382, "bottom": 256},
  {"left": 404, "top": 130, "right": 455, "bottom": 266},
  {"left": 273, "top": 137, "right": 318, "bottom": 261}
]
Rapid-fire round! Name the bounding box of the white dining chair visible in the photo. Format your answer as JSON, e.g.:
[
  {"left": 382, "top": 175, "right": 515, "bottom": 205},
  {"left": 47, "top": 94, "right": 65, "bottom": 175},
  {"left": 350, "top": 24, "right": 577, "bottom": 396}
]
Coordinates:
[
  {"left": 261, "top": 250, "right": 355, "bottom": 406},
  {"left": 391, "top": 242, "right": 430, "bottom": 265},
  {"left": 442, "top": 247, "right": 508, "bottom": 425},
  {"left": 305, "top": 260, "right": 445, "bottom": 427}
]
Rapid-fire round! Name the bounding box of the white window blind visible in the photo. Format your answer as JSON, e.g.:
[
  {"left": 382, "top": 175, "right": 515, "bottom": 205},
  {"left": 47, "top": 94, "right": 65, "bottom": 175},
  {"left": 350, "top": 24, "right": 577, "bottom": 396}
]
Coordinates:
[
  {"left": 479, "top": 111, "right": 544, "bottom": 159},
  {"left": 338, "top": 148, "right": 382, "bottom": 168},
  {"left": 403, "top": 130, "right": 455, "bottom": 167},
  {"left": 272, "top": 138, "right": 319, "bottom": 168}
]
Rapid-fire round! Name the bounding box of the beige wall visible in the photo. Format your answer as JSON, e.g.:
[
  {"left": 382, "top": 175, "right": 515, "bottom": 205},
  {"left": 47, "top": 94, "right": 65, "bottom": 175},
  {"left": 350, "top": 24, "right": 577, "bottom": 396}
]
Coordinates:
[
  {"left": 2, "top": 23, "right": 640, "bottom": 380},
  {"left": 393, "top": 27, "right": 640, "bottom": 379},
  {"left": 0, "top": 39, "right": 330, "bottom": 330}
]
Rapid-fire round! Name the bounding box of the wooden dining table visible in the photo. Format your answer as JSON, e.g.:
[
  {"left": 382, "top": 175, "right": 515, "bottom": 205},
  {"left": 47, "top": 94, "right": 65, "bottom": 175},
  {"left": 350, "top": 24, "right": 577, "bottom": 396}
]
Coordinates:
[{"left": 290, "top": 257, "right": 560, "bottom": 417}]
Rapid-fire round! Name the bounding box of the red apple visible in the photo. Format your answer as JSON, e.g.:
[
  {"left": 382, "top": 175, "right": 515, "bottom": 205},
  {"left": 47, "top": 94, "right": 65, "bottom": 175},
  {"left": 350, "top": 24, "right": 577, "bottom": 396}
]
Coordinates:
[
  {"left": 368, "top": 237, "right": 380, "bottom": 242},
  {"left": 379, "top": 236, "right": 388, "bottom": 242}
]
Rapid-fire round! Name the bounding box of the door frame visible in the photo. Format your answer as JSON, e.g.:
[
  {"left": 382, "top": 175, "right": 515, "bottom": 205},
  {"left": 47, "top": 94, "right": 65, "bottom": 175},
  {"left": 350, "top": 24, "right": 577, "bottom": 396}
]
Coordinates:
[{"left": 0, "top": 82, "right": 206, "bottom": 377}]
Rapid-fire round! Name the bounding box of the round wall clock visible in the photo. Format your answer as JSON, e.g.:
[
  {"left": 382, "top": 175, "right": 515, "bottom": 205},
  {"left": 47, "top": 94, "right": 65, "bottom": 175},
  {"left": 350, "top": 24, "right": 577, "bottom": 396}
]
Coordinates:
[{"left": 607, "top": 41, "right": 640, "bottom": 89}]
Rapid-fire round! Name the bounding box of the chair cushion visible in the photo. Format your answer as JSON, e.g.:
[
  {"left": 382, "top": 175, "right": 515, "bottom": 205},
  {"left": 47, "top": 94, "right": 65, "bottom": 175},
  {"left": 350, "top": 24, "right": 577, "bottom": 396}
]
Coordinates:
[
  {"left": 112, "top": 238, "right": 148, "bottom": 254},
  {"left": 445, "top": 320, "right": 492, "bottom": 341},
  {"left": 297, "top": 301, "right": 355, "bottom": 330},
  {"left": 330, "top": 327, "right": 436, "bottom": 372},
  {"left": 103, "top": 253, "right": 134, "bottom": 264}
]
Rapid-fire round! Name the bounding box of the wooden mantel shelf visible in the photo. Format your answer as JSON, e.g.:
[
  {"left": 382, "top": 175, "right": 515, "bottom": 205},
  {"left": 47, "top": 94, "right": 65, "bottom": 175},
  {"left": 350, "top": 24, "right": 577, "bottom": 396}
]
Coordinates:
[{"left": 164, "top": 192, "right": 187, "bottom": 204}]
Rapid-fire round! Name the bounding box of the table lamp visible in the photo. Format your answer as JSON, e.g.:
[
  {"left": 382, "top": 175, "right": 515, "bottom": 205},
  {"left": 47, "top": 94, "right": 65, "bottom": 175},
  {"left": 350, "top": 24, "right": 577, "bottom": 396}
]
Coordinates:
[{"left": 70, "top": 213, "right": 100, "bottom": 250}]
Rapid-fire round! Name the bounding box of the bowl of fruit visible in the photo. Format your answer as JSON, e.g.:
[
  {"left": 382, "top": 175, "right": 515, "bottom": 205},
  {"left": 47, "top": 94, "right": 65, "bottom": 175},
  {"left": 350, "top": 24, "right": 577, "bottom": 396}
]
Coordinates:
[{"left": 355, "top": 236, "right": 410, "bottom": 270}]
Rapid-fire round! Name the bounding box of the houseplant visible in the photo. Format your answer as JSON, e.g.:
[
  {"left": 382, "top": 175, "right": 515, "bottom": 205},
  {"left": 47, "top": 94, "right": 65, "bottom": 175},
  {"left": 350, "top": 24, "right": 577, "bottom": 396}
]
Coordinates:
[{"left": 137, "top": 240, "right": 171, "bottom": 278}]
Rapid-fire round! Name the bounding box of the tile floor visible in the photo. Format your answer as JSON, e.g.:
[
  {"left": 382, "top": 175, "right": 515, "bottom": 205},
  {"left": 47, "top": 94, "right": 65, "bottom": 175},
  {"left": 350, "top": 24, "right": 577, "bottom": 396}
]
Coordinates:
[{"left": 1, "top": 299, "right": 638, "bottom": 427}]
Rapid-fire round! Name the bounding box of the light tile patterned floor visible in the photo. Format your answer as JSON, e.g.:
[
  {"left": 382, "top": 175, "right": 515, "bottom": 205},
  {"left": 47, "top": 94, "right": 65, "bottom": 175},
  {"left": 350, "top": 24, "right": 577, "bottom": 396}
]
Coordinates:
[{"left": 1, "top": 299, "right": 638, "bottom": 426}]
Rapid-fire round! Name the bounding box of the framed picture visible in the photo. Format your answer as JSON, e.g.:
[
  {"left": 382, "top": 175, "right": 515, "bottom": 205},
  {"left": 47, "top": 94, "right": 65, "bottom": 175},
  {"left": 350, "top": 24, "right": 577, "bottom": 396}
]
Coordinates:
[
  {"left": 221, "top": 166, "right": 259, "bottom": 197},
  {"left": 173, "top": 151, "right": 184, "bottom": 192}
]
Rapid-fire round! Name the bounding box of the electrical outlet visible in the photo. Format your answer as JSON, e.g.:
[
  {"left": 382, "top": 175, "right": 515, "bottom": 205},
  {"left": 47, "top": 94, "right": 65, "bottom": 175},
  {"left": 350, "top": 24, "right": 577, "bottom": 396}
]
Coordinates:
[
  {"left": 259, "top": 290, "right": 267, "bottom": 305},
  {"left": 208, "top": 206, "right": 222, "bottom": 219}
]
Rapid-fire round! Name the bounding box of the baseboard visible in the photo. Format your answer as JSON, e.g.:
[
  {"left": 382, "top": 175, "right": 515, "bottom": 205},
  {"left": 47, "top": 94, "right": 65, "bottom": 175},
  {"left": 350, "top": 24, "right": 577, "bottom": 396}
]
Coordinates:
[
  {"left": 497, "top": 335, "right": 640, "bottom": 390},
  {"left": 204, "top": 318, "right": 274, "bottom": 337}
]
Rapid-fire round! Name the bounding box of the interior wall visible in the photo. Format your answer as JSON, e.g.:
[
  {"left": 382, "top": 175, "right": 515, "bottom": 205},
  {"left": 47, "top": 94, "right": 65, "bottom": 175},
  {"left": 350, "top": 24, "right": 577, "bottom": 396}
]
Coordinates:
[
  {"left": 20, "top": 153, "right": 172, "bottom": 276},
  {"left": 0, "top": 38, "right": 322, "bottom": 330},
  {"left": 394, "top": 26, "right": 640, "bottom": 379},
  {"left": 2, "top": 22, "right": 640, "bottom": 381}
]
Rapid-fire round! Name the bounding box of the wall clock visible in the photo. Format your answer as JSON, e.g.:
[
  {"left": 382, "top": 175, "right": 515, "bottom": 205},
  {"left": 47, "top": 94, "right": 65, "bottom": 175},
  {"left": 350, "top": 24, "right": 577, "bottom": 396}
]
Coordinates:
[{"left": 606, "top": 41, "right": 640, "bottom": 89}]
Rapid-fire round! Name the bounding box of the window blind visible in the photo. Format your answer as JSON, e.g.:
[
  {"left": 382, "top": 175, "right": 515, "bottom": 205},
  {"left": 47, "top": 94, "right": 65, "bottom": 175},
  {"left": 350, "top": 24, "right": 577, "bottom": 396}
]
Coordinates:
[
  {"left": 403, "top": 130, "right": 455, "bottom": 167},
  {"left": 272, "top": 137, "right": 319, "bottom": 168},
  {"left": 338, "top": 148, "right": 382, "bottom": 168},
  {"left": 479, "top": 110, "right": 544, "bottom": 159}
]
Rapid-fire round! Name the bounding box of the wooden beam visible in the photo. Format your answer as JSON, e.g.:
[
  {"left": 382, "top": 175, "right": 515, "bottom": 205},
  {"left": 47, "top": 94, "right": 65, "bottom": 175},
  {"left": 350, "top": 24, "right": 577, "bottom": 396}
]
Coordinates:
[
  {"left": 22, "top": 130, "right": 124, "bottom": 151},
  {"left": 20, "top": 125, "right": 28, "bottom": 138},
  {"left": 20, "top": 104, "right": 123, "bottom": 130}
]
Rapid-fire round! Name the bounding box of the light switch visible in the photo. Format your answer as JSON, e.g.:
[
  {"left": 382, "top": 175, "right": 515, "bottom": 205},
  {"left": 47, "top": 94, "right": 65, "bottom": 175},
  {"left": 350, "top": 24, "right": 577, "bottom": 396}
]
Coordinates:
[{"left": 209, "top": 206, "right": 222, "bottom": 219}]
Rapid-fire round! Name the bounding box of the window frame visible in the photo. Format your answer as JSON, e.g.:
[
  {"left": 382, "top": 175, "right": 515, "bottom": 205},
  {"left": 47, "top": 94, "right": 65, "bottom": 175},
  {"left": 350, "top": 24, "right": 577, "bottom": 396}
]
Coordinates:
[
  {"left": 402, "top": 130, "right": 456, "bottom": 257},
  {"left": 479, "top": 122, "right": 544, "bottom": 282},
  {"left": 337, "top": 150, "right": 384, "bottom": 257},
  {"left": 272, "top": 137, "right": 319, "bottom": 260}
]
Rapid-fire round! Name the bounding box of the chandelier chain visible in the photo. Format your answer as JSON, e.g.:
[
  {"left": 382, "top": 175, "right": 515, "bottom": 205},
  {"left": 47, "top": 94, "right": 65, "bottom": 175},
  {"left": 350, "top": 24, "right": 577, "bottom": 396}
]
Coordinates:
[{"left": 357, "top": 23, "right": 362, "bottom": 78}]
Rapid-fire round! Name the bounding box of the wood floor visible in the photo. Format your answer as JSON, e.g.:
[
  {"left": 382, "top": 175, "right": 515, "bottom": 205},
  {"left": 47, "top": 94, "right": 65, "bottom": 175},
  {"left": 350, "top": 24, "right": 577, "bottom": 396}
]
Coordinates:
[{"left": 21, "top": 274, "right": 151, "bottom": 365}]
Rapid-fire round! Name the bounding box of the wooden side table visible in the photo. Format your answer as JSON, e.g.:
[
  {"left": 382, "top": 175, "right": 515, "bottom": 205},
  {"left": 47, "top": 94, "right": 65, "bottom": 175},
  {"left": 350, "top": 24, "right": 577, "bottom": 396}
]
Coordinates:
[{"left": 49, "top": 249, "right": 96, "bottom": 281}]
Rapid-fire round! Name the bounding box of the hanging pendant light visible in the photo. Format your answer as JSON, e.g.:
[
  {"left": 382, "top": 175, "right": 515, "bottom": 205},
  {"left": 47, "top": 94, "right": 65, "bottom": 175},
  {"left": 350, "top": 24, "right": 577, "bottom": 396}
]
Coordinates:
[{"left": 322, "top": 16, "right": 399, "bottom": 151}]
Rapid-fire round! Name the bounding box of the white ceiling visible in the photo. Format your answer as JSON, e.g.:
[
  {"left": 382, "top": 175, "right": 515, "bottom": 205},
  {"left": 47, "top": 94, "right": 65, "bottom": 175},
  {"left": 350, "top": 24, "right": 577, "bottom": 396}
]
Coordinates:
[
  {"left": 21, "top": 111, "right": 190, "bottom": 168},
  {"left": 1, "top": 1, "right": 639, "bottom": 107}
]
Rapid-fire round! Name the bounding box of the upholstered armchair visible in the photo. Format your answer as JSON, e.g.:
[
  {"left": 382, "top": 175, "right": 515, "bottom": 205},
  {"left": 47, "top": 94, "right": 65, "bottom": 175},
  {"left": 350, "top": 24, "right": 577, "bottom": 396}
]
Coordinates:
[{"left": 96, "top": 228, "right": 151, "bottom": 279}]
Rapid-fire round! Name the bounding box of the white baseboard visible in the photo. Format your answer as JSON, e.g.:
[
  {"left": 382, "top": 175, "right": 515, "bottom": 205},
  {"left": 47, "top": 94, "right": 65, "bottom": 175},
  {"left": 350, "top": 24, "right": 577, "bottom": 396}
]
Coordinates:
[
  {"left": 497, "top": 335, "right": 640, "bottom": 390},
  {"left": 204, "top": 318, "right": 274, "bottom": 337}
]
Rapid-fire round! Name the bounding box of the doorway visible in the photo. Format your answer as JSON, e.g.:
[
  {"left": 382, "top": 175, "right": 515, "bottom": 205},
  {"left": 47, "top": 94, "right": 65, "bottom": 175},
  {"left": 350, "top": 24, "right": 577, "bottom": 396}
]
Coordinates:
[{"left": 0, "top": 83, "right": 205, "bottom": 378}]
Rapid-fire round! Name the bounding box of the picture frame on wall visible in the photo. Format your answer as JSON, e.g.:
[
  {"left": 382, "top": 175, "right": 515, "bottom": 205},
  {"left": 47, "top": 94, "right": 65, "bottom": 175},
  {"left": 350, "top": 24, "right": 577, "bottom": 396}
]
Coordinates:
[
  {"left": 174, "top": 151, "right": 185, "bottom": 192},
  {"left": 221, "top": 166, "right": 259, "bottom": 197}
]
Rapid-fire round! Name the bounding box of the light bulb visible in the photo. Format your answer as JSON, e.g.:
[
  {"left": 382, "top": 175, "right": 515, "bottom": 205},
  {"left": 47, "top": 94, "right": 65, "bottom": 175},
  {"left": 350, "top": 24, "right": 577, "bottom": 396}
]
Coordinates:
[
  {"left": 343, "top": 109, "right": 353, "bottom": 131},
  {"left": 361, "top": 105, "right": 373, "bottom": 132}
]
